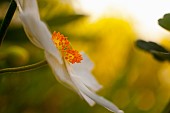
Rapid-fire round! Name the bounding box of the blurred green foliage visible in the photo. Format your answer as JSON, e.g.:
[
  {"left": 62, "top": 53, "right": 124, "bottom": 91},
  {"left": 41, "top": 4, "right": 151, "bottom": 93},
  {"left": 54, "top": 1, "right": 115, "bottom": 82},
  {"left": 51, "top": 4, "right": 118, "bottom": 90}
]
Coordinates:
[
  {"left": 159, "top": 13, "right": 170, "bottom": 31},
  {"left": 136, "top": 40, "right": 170, "bottom": 62},
  {"left": 135, "top": 13, "right": 170, "bottom": 63},
  {"left": 0, "top": 0, "right": 170, "bottom": 113}
]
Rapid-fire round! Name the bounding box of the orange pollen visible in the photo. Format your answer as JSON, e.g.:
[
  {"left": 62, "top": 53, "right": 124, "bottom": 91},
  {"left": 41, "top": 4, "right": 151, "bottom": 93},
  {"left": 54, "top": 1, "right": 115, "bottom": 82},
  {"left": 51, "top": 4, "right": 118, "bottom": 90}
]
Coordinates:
[{"left": 52, "top": 31, "right": 83, "bottom": 64}]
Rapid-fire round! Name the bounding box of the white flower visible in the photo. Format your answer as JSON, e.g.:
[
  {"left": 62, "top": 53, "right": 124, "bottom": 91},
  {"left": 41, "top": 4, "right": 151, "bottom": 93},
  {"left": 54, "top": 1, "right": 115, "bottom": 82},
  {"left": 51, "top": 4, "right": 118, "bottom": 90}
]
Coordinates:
[{"left": 14, "top": 0, "right": 124, "bottom": 113}]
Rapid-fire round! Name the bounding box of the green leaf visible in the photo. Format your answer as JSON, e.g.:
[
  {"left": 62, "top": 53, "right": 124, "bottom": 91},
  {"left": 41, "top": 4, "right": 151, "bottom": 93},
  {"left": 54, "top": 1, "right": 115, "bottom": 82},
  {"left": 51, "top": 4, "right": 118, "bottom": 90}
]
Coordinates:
[
  {"left": 151, "top": 50, "right": 170, "bottom": 61},
  {"left": 158, "top": 13, "right": 170, "bottom": 31},
  {"left": 136, "top": 40, "right": 170, "bottom": 61},
  {"left": 136, "top": 40, "right": 168, "bottom": 52}
]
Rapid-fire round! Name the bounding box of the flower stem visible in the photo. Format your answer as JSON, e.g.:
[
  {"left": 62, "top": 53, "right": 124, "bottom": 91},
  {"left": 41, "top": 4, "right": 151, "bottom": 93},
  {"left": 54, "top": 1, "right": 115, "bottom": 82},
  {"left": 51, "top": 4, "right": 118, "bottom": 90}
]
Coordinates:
[
  {"left": 0, "top": 0, "right": 17, "bottom": 46},
  {"left": 0, "top": 60, "right": 47, "bottom": 74}
]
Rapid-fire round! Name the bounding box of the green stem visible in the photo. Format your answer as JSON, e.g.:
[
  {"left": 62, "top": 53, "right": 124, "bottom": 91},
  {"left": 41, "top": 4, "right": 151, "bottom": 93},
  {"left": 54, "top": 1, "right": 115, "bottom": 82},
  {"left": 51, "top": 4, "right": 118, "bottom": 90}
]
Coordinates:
[
  {"left": 0, "top": 60, "right": 47, "bottom": 74},
  {"left": 0, "top": 0, "right": 17, "bottom": 46}
]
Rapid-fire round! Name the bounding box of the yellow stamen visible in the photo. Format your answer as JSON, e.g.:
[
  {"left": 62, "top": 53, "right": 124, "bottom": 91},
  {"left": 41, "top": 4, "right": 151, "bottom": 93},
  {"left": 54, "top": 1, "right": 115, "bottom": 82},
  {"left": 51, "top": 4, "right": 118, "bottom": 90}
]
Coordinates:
[{"left": 52, "top": 31, "right": 83, "bottom": 64}]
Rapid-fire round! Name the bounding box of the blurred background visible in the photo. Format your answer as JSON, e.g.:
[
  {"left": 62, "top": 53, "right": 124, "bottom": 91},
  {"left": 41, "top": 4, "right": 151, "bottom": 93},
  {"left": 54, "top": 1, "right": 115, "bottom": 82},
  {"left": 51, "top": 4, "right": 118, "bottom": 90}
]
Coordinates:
[{"left": 0, "top": 0, "right": 170, "bottom": 113}]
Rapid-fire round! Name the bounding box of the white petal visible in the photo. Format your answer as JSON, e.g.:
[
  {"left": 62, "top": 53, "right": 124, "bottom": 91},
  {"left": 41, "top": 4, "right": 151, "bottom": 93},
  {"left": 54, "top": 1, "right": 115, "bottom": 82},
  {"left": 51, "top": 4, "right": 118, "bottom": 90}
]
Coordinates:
[
  {"left": 71, "top": 75, "right": 124, "bottom": 113},
  {"left": 80, "top": 91, "right": 95, "bottom": 106},
  {"left": 22, "top": 0, "right": 39, "bottom": 17},
  {"left": 15, "top": 0, "right": 40, "bottom": 18},
  {"left": 19, "top": 10, "right": 62, "bottom": 63},
  {"left": 15, "top": 0, "right": 42, "bottom": 48},
  {"left": 14, "top": 0, "right": 23, "bottom": 12},
  {"left": 71, "top": 52, "right": 102, "bottom": 92},
  {"left": 76, "top": 71, "right": 102, "bottom": 92},
  {"left": 45, "top": 51, "right": 73, "bottom": 86},
  {"left": 65, "top": 62, "right": 123, "bottom": 113},
  {"left": 71, "top": 52, "right": 94, "bottom": 71},
  {"left": 45, "top": 51, "right": 82, "bottom": 96},
  {"left": 19, "top": 15, "right": 43, "bottom": 48}
]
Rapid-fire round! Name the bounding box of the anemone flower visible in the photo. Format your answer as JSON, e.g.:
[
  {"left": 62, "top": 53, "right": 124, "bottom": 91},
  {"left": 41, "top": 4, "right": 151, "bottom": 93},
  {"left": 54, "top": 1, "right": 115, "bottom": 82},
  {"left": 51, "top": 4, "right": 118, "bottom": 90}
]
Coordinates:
[{"left": 14, "top": 0, "right": 123, "bottom": 113}]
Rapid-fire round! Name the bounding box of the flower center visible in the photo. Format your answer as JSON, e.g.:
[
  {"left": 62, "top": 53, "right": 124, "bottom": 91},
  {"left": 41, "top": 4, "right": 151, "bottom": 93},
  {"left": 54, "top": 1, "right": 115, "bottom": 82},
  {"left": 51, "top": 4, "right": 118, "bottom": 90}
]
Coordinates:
[{"left": 52, "top": 31, "right": 83, "bottom": 64}]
